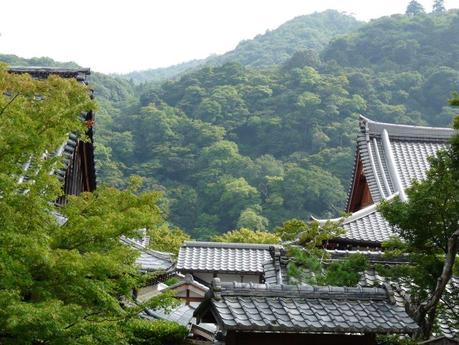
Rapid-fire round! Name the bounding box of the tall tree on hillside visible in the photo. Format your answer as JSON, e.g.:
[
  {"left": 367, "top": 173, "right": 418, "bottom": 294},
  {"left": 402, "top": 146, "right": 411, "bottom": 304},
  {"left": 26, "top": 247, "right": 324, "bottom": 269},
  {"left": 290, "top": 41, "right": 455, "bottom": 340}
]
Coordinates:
[
  {"left": 432, "top": 0, "right": 446, "bottom": 13},
  {"left": 379, "top": 98, "right": 459, "bottom": 339},
  {"left": 406, "top": 0, "right": 426, "bottom": 16}
]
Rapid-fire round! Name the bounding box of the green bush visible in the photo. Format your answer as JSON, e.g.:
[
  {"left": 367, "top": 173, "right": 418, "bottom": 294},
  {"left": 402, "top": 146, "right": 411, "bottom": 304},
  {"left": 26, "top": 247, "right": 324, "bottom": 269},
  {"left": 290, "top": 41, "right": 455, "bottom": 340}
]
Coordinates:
[
  {"left": 126, "top": 319, "right": 188, "bottom": 345},
  {"left": 377, "top": 335, "right": 417, "bottom": 345}
]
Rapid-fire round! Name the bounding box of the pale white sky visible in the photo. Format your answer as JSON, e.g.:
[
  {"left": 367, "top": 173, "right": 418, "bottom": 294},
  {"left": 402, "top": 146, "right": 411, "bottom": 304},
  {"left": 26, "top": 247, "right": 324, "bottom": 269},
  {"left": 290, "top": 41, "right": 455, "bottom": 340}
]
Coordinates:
[{"left": 1, "top": 0, "right": 458, "bottom": 74}]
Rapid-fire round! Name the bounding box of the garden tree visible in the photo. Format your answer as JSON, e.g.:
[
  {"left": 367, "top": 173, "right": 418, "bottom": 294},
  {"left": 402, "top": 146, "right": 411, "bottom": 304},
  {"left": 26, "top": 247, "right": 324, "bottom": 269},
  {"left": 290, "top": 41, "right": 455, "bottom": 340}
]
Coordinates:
[
  {"left": 274, "top": 219, "right": 368, "bottom": 286},
  {"left": 406, "top": 1, "right": 426, "bottom": 16},
  {"left": 212, "top": 228, "right": 281, "bottom": 244},
  {"left": 379, "top": 109, "right": 459, "bottom": 339},
  {"left": 432, "top": 0, "right": 446, "bottom": 13},
  {"left": 0, "top": 66, "right": 186, "bottom": 344},
  {"left": 236, "top": 206, "right": 269, "bottom": 230}
]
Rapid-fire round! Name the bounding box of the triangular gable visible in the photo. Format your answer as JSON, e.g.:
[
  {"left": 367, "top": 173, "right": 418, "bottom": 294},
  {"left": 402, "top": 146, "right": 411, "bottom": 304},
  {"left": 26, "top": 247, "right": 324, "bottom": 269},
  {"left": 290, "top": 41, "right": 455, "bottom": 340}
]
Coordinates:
[{"left": 347, "top": 115, "right": 453, "bottom": 212}]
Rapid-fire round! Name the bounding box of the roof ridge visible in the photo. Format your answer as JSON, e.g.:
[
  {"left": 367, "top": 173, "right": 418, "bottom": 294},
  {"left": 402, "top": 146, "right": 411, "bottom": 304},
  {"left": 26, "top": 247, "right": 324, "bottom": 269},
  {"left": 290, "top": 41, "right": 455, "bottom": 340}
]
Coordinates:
[
  {"left": 213, "top": 280, "right": 389, "bottom": 300},
  {"left": 120, "top": 236, "right": 173, "bottom": 260},
  {"left": 9, "top": 66, "right": 91, "bottom": 74},
  {"left": 182, "top": 241, "right": 281, "bottom": 250},
  {"left": 312, "top": 192, "right": 399, "bottom": 225},
  {"left": 359, "top": 115, "right": 454, "bottom": 140}
]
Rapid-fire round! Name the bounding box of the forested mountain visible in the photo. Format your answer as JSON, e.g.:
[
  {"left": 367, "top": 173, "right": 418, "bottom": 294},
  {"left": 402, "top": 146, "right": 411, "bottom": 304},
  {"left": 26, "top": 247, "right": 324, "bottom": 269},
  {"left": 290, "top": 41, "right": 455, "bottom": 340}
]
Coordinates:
[
  {"left": 120, "top": 10, "right": 362, "bottom": 83},
  {"left": 117, "top": 58, "right": 213, "bottom": 84},
  {"left": 2, "top": 10, "right": 459, "bottom": 240}
]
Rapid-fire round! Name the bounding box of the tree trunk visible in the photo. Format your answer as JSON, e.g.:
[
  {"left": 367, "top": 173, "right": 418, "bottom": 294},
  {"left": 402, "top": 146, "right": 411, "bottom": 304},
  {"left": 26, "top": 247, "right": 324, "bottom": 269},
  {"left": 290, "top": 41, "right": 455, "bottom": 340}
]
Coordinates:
[{"left": 413, "top": 228, "right": 459, "bottom": 339}]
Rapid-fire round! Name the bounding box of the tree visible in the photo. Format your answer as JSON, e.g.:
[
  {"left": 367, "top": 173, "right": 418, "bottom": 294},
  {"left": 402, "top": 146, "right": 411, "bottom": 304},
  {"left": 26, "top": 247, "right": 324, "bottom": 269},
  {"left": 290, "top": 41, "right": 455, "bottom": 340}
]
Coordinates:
[
  {"left": 274, "top": 219, "right": 368, "bottom": 286},
  {"left": 212, "top": 228, "right": 280, "bottom": 244},
  {"left": 432, "top": 0, "right": 446, "bottom": 13},
  {"left": 406, "top": 1, "right": 426, "bottom": 16},
  {"left": 236, "top": 207, "right": 269, "bottom": 231},
  {"left": 0, "top": 66, "right": 183, "bottom": 344},
  {"left": 379, "top": 143, "right": 459, "bottom": 338}
]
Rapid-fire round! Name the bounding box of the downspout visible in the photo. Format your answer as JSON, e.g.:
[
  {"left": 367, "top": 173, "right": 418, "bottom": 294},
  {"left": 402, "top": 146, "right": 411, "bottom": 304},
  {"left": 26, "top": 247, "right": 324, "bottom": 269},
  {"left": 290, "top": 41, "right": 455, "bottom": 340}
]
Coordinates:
[{"left": 382, "top": 129, "right": 407, "bottom": 201}]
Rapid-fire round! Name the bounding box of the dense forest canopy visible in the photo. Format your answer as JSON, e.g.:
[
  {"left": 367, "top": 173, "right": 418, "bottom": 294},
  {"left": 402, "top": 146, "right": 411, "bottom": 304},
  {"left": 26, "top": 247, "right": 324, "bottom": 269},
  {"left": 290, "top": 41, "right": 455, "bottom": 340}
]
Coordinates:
[{"left": 2, "top": 9, "right": 459, "bottom": 240}]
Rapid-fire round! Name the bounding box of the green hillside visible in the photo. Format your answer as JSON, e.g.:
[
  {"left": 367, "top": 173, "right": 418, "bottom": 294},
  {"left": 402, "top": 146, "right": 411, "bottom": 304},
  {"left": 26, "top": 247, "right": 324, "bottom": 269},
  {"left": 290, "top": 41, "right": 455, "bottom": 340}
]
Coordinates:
[
  {"left": 2, "top": 10, "right": 459, "bottom": 240},
  {"left": 121, "top": 10, "right": 362, "bottom": 83}
]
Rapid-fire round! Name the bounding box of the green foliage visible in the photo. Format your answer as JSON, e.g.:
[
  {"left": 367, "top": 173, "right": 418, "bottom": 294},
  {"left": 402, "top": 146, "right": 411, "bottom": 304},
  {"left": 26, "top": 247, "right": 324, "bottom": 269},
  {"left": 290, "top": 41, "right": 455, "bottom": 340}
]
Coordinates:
[
  {"left": 317, "top": 254, "right": 368, "bottom": 286},
  {"left": 4, "top": 10, "right": 459, "bottom": 241},
  {"left": 212, "top": 228, "right": 280, "bottom": 244},
  {"left": 120, "top": 10, "right": 362, "bottom": 83},
  {"left": 376, "top": 335, "right": 417, "bottom": 345},
  {"left": 163, "top": 277, "right": 180, "bottom": 286},
  {"left": 148, "top": 225, "right": 190, "bottom": 255},
  {"left": 379, "top": 145, "right": 459, "bottom": 337},
  {"left": 0, "top": 66, "right": 179, "bottom": 344},
  {"left": 124, "top": 319, "right": 188, "bottom": 345},
  {"left": 406, "top": 1, "right": 425, "bottom": 16},
  {"left": 432, "top": 0, "right": 446, "bottom": 14},
  {"left": 275, "top": 219, "right": 365, "bottom": 286}
]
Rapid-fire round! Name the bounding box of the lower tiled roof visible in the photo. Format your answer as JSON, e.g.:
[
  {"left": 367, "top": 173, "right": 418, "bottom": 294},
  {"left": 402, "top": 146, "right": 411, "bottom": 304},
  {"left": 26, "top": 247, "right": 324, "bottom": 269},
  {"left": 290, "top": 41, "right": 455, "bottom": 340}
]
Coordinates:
[
  {"left": 195, "top": 279, "right": 419, "bottom": 335},
  {"left": 120, "top": 236, "right": 174, "bottom": 272},
  {"left": 143, "top": 304, "right": 196, "bottom": 326},
  {"left": 313, "top": 202, "right": 395, "bottom": 244},
  {"left": 359, "top": 269, "right": 459, "bottom": 339}
]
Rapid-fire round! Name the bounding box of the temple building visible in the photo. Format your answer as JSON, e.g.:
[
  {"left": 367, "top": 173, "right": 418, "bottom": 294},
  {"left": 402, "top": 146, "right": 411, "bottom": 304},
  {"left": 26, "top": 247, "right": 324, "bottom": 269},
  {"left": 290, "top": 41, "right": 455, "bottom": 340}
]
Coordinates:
[
  {"left": 314, "top": 115, "right": 455, "bottom": 251},
  {"left": 9, "top": 67, "right": 97, "bottom": 203}
]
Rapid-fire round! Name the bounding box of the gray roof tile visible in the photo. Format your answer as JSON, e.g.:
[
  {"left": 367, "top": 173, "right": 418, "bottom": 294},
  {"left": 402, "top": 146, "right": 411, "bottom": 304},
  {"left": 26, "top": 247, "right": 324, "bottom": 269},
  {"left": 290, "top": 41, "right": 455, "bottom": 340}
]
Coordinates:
[
  {"left": 144, "top": 304, "right": 195, "bottom": 326},
  {"left": 348, "top": 116, "right": 454, "bottom": 206},
  {"left": 177, "top": 241, "right": 280, "bottom": 274},
  {"left": 195, "top": 279, "right": 419, "bottom": 334},
  {"left": 359, "top": 269, "right": 459, "bottom": 339},
  {"left": 120, "top": 236, "right": 174, "bottom": 272}
]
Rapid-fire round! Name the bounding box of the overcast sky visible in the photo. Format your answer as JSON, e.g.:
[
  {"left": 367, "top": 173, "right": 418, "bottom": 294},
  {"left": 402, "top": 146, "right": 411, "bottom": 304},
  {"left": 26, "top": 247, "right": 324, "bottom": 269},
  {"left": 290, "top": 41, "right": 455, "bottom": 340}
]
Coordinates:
[{"left": 1, "top": 0, "right": 459, "bottom": 74}]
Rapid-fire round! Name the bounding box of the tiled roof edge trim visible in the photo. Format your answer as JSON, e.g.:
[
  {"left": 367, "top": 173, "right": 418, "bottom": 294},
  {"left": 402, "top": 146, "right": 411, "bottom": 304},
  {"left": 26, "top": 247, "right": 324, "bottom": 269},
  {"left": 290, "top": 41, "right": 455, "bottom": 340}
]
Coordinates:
[
  {"left": 312, "top": 193, "right": 399, "bottom": 225},
  {"left": 360, "top": 115, "right": 454, "bottom": 140},
  {"left": 120, "top": 236, "right": 174, "bottom": 261},
  {"left": 382, "top": 129, "right": 407, "bottom": 201},
  {"left": 182, "top": 241, "right": 282, "bottom": 250},
  {"left": 213, "top": 281, "right": 390, "bottom": 301},
  {"left": 9, "top": 66, "right": 91, "bottom": 75}
]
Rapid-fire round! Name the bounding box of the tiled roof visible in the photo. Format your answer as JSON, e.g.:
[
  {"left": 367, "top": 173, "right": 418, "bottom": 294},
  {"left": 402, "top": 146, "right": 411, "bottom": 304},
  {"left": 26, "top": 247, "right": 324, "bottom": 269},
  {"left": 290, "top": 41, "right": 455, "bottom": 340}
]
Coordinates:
[
  {"left": 120, "top": 236, "right": 174, "bottom": 272},
  {"left": 313, "top": 203, "right": 395, "bottom": 244},
  {"left": 328, "top": 248, "right": 409, "bottom": 265},
  {"left": 143, "top": 304, "right": 196, "bottom": 326},
  {"left": 168, "top": 274, "right": 209, "bottom": 293},
  {"left": 347, "top": 115, "right": 453, "bottom": 207},
  {"left": 176, "top": 241, "right": 279, "bottom": 274},
  {"left": 8, "top": 67, "right": 90, "bottom": 81},
  {"left": 359, "top": 269, "right": 459, "bottom": 339},
  {"left": 195, "top": 279, "right": 419, "bottom": 334},
  {"left": 262, "top": 246, "right": 289, "bottom": 285}
]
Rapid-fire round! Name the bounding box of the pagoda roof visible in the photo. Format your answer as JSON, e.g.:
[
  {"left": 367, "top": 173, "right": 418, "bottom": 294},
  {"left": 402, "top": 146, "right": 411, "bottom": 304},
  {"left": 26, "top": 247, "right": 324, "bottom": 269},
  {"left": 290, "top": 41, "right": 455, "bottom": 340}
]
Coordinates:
[{"left": 347, "top": 115, "right": 453, "bottom": 209}]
